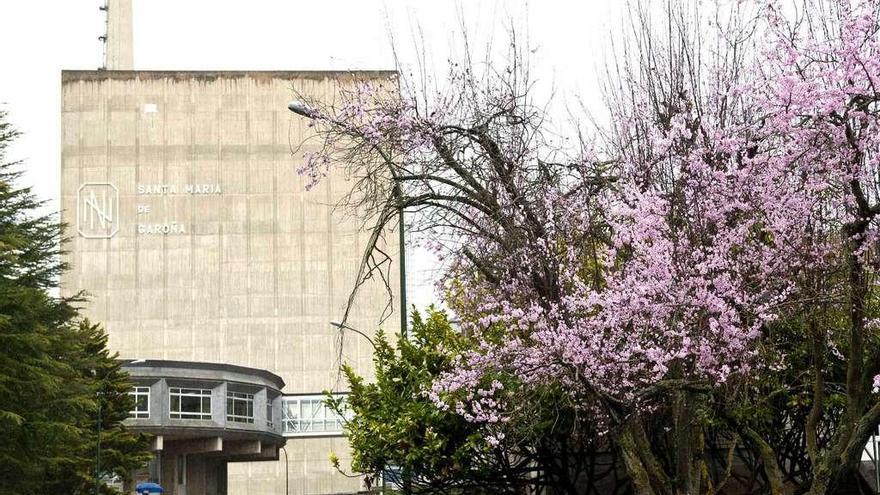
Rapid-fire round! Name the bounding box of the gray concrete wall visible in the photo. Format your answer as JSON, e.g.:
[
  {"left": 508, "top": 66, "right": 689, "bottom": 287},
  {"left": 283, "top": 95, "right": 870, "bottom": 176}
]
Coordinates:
[
  {"left": 230, "top": 436, "right": 358, "bottom": 495},
  {"left": 61, "top": 70, "right": 399, "bottom": 494}
]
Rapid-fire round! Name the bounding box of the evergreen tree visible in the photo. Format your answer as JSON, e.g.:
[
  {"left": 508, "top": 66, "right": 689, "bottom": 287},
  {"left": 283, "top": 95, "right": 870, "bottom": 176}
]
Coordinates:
[
  {"left": 0, "top": 109, "right": 149, "bottom": 494},
  {"left": 41, "top": 321, "right": 152, "bottom": 495}
]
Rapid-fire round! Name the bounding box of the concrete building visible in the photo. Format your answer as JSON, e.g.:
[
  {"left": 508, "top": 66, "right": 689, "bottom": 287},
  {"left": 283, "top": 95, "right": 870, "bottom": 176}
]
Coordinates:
[
  {"left": 121, "top": 360, "right": 287, "bottom": 494},
  {"left": 61, "top": 1, "right": 399, "bottom": 493}
]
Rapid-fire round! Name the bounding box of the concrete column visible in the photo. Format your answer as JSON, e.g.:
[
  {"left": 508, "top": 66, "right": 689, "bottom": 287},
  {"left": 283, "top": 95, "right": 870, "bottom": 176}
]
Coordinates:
[
  {"left": 255, "top": 388, "right": 268, "bottom": 428},
  {"left": 106, "top": 0, "right": 133, "bottom": 70},
  {"left": 270, "top": 395, "right": 280, "bottom": 432},
  {"left": 214, "top": 382, "right": 227, "bottom": 426},
  {"left": 156, "top": 379, "right": 169, "bottom": 423}
]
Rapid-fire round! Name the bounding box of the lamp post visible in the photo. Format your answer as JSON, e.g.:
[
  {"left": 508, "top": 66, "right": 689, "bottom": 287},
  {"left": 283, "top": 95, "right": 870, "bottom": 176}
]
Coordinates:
[
  {"left": 94, "top": 381, "right": 105, "bottom": 495},
  {"left": 96, "top": 394, "right": 101, "bottom": 495},
  {"left": 394, "top": 183, "right": 407, "bottom": 339},
  {"left": 280, "top": 446, "right": 289, "bottom": 495},
  {"left": 288, "top": 100, "right": 408, "bottom": 338}
]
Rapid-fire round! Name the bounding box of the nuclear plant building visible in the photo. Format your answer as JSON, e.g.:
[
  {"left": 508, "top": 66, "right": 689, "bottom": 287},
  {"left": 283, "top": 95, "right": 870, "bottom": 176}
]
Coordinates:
[{"left": 60, "top": 1, "right": 399, "bottom": 493}]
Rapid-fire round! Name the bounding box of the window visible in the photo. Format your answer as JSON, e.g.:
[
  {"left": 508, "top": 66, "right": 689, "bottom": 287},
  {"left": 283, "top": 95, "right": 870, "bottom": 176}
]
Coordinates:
[
  {"left": 281, "top": 394, "right": 348, "bottom": 436},
  {"left": 226, "top": 391, "right": 254, "bottom": 423},
  {"left": 129, "top": 386, "right": 150, "bottom": 419},
  {"left": 382, "top": 465, "right": 405, "bottom": 490},
  {"left": 267, "top": 401, "right": 274, "bottom": 429},
  {"left": 169, "top": 388, "right": 212, "bottom": 420}
]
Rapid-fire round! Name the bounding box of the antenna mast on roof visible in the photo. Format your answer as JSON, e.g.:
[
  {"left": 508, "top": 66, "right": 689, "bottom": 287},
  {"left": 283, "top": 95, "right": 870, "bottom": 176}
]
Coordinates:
[
  {"left": 98, "top": 0, "right": 134, "bottom": 71},
  {"left": 99, "top": 2, "right": 108, "bottom": 69}
]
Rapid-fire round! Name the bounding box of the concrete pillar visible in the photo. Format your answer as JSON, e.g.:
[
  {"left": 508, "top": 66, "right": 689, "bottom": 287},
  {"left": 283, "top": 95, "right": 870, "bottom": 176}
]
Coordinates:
[
  {"left": 106, "top": 0, "right": 133, "bottom": 70},
  {"left": 214, "top": 382, "right": 227, "bottom": 426},
  {"left": 255, "top": 388, "right": 268, "bottom": 428},
  {"left": 156, "top": 379, "right": 169, "bottom": 423}
]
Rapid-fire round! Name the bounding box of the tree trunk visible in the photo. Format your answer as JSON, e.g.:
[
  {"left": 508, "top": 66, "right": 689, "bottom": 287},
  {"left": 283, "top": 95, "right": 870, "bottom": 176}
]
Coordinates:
[
  {"left": 619, "top": 423, "right": 659, "bottom": 495},
  {"left": 736, "top": 423, "right": 786, "bottom": 495},
  {"left": 619, "top": 417, "right": 674, "bottom": 495},
  {"left": 672, "top": 391, "right": 703, "bottom": 495}
]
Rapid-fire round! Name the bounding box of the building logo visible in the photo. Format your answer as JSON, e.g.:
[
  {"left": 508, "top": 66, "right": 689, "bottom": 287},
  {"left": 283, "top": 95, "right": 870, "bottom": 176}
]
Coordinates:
[{"left": 77, "top": 183, "right": 119, "bottom": 238}]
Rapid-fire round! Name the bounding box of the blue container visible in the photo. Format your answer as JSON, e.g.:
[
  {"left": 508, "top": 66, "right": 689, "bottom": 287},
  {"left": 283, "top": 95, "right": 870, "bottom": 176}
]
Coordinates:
[{"left": 135, "top": 482, "right": 164, "bottom": 494}]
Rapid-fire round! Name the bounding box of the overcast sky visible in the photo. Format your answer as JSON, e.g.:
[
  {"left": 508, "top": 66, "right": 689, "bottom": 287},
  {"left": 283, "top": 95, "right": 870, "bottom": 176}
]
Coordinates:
[{"left": 0, "top": 0, "right": 620, "bottom": 310}]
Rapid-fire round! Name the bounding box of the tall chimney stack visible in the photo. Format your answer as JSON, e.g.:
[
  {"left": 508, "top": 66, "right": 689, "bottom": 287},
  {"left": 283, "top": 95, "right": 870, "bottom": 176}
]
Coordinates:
[{"left": 105, "top": 0, "right": 133, "bottom": 70}]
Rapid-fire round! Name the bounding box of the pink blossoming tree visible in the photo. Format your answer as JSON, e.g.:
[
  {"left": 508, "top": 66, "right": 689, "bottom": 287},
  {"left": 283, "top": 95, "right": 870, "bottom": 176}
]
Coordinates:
[{"left": 291, "top": 1, "right": 880, "bottom": 493}]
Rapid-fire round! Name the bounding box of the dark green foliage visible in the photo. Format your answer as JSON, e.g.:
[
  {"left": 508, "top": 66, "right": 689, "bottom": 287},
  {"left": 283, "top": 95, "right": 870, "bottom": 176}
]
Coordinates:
[
  {"left": 0, "top": 110, "right": 150, "bottom": 494},
  {"left": 329, "top": 309, "right": 489, "bottom": 492},
  {"left": 39, "top": 321, "right": 153, "bottom": 495}
]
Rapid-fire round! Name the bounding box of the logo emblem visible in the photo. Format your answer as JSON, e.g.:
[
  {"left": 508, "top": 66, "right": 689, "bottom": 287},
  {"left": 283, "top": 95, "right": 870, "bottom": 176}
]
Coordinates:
[{"left": 77, "top": 183, "right": 119, "bottom": 238}]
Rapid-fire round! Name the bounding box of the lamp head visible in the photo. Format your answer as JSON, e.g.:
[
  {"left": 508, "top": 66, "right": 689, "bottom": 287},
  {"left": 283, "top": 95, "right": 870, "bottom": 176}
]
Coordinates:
[{"left": 287, "top": 100, "right": 314, "bottom": 118}]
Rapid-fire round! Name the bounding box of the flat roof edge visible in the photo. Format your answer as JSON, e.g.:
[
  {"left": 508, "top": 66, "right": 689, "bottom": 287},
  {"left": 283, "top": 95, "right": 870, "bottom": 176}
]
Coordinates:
[
  {"left": 121, "top": 359, "right": 285, "bottom": 389},
  {"left": 62, "top": 69, "right": 398, "bottom": 83}
]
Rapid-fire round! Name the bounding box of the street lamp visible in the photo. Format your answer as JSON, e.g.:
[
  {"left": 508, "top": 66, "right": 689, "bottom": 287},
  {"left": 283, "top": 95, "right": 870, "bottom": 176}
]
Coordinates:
[
  {"left": 280, "top": 446, "right": 289, "bottom": 495},
  {"left": 96, "top": 390, "right": 101, "bottom": 495},
  {"left": 92, "top": 374, "right": 106, "bottom": 495},
  {"left": 288, "top": 100, "right": 409, "bottom": 338},
  {"left": 287, "top": 100, "right": 314, "bottom": 118}
]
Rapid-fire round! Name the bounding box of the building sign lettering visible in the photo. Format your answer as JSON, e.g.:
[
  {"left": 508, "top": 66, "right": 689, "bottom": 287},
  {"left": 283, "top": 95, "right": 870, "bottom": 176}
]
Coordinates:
[
  {"left": 137, "top": 183, "right": 222, "bottom": 195},
  {"left": 138, "top": 222, "right": 186, "bottom": 235},
  {"left": 77, "top": 183, "right": 119, "bottom": 238},
  {"left": 76, "top": 182, "right": 222, "bottom": 238}
]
